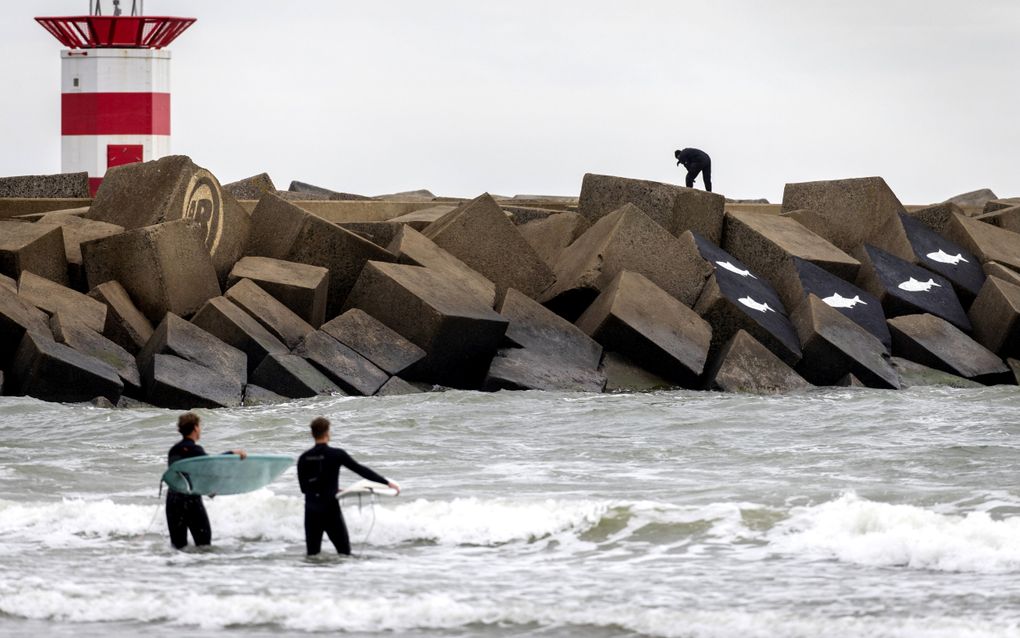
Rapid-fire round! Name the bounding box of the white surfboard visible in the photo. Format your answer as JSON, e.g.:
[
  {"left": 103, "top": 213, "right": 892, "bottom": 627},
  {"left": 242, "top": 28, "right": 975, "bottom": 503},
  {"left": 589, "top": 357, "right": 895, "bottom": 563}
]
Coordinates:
[{"left": 337, "top": 479, "right": 399, "bottom": 498}]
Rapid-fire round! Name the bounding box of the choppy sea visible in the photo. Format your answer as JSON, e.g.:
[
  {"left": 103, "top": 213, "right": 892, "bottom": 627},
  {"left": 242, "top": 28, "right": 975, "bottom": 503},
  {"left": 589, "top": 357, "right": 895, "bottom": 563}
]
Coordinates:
[{"left": 1, "top": 386, "right": 1019, "bottom": 637}]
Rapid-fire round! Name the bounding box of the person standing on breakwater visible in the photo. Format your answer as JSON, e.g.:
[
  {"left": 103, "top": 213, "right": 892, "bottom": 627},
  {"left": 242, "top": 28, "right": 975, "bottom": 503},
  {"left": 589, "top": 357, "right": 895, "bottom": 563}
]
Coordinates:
[
  {"left": 675, "top": 147, "right": 712, "bottom": 192},
  {"left": 297, "top": 416, "right": 400, "bottom": 556},
  {"left": 166, "top": 412, "right": 247, "bottom": 549}
]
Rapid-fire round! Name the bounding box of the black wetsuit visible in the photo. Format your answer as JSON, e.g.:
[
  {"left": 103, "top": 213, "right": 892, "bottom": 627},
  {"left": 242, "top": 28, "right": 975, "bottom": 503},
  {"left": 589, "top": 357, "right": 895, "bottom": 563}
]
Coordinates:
[
  {"left": 297, "top": 443, "right": 388, "bottom": 555},
  {"left": 676, "top": 147, "right": 712, "bottom": 192},
  {"left": 165, "top": 438, "right": 211, "bottom": 549}
]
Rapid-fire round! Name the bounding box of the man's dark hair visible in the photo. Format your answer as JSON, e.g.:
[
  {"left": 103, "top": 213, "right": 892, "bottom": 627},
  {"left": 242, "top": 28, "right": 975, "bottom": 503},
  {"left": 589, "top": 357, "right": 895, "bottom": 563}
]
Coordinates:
[
  {"left": 310, "top": 417, "right": 330, "bottom": 439},
  {"left": 178, "top": 412, "right": 200, "bottom": 436}
]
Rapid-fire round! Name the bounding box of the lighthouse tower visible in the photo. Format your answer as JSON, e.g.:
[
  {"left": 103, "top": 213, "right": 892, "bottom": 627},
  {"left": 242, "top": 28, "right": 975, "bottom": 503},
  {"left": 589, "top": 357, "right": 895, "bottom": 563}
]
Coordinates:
[{"left": 36, "top": 2, "right": 195, "bottom": 195}]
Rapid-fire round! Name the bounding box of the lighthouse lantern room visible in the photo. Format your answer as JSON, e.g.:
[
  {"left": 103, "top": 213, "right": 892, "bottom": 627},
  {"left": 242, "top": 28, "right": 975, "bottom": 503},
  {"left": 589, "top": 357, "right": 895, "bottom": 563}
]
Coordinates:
[{"left": 36, "top": 1, "right": 195, "bottom": 195}]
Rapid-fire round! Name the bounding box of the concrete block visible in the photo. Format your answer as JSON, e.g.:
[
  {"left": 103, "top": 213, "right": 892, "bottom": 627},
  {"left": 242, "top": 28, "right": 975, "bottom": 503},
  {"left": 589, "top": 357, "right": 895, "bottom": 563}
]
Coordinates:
[
  {"left": 18, "top": 271, "right": 107, "bottom": 333},
  {"left": 86, "top": 281, "right": 154, "bottom": 355},
  {"left": 974, "top": 205, "right": 1020, "bottom": 234},
  {"left": 691, "top": 234, "right": 802, "bottom": 365},
  {"left": 483, "top": 347, "right": 607, "bottom": 392},
  {"left": 81, "top": 219, "right": 221, "bottom": 323},
  {"left": 423, "top": 193, "right": 554, "bottom": 300},
  {"left": 944, "top": 188, "right": 997, "bottom": 208},
  {"left": 10, "top": 331, "right": 122, "bottom": 403},
  {"left": 790, "top": 257, "right": 890, "bottom": 351},
  {"left": 517, "top": 212, "right": 590, "bottom": 268},
  {"left": 578, "top": 173, "right": 726, "bottom": 243},
  {"left": 837, "top": 373, "right": 867, "bottom": 388},
  {"left": 250, "top": 353, "right": 342, "bottom": 399},
  {"left": 223, "top": 278, "right": 315, "bottom": 350},
  {"left": 337, "top": 221, "right": 403, "bottom": 249},
  {"left": 50, "top": 313, "right": 141, "bottom": 396},
  {"left": 342, "top": 261, "right": 509, "bottom": 388},
  {"left": 320, "top": 309, "right": 425, "bottom": 376},
  {"left": 967, "top": 276, "right": 1020, "bottom": 358},
  {"left": 890, "top": 356, "right": 983, "bottom": 389},
  {"left": 39, "top": 216, "right": 124, "bottom": 290},
  {"left": 0, "top": 285, "right": 52, "bottom": 363},
  {"left": 387, "top": 205, "right": 457, "bottom": 230},
  {"left": 541, "top": 204, "right": 712, "bottom": 320},
  {"left": 599, "top": 351, "right": 673, "bottom": 392},
  {"left": 0, "top": 273, "right": 14, "bottom": 294},
  {"left": 899, "top": 212, "right": 985, "bottom": 305},
  {"left": 944, "top": 212, "right": 1020, "bottom": 272},
  {"left": 704, "top": 329, "right": 811, "bottom": 394},
  {"left": 246, "top": 192, "right": 395, "bottom": 316},
  {"left": 983, "top": 262, "right": 1020, "bottom": 287},
  {"left": 191, "top": 296, "right": 288, "bottom": 375},
  {"left": 887, "top": 314, "right": 1011, "bottom": 385},
  {"left": 87, "top": 155, "right": 251, "bottom": 283},
  {"left": 141, "top": 354, "right": 242, "bottom": 409},
  {"left": 0, "top": 172, "right": 89, "bottom": 198},
  {"left": 387, "top": 225, "right": 496, "bottom": 307},
  {"left": 576, "top": 270, "right": 712, "bottom": 387},
  {"left": 293, "top": 331, "right": 389, "bottom": 396},
  {"left": 288, "top": 180, "right": 371, "bottom": 200},
  {"left": 781, "top": 176, "right": 915, "bottom": 262},
  {"left": 853, "top": 244, "right": 971, "bottom": 332},
  {"left": 499, "top": 288, "right": 602, "bottom": 369},
  {"left": 1009, "top": 358, "right": 1020, "bottom": 385},
  {"left": 241, "top": 383, "right": 287, "bottom": 406},
  {"left": 984, "top": 198, "right": 1020, "bottom": 214},
  {"left": 0, "top": 221, "right": 69, "bottom": 286},
  {"left": 904, "top": 202, "right": 966, "bottom": 234},
  {"left": 503, "top": 206, "right": 555, "bottom": 225},
  {"left": 791, "top": 295, "right": 899, "bottom": 389},
  {"left": 137, "top": 313, "right": 247, "bottom": 395},
  {"left": 722, "top": 209, "right": 860, "bottom": 309},
  {"left": 375, "top": 376, "right": 423, "bottom": 396},
  {"left": 223, "top": 173, "right": 276, "bottom": 200},
  {"left": 227, "top": 256, "right": 328, "bottom": 328}
]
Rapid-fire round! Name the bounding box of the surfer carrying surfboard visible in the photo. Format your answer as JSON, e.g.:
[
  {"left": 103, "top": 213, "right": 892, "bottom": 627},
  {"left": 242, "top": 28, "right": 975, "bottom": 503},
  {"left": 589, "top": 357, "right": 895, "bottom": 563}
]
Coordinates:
[
  {"left": 297, "top": 417, "right": 400, "bottom": 556},
  {"left": 165, "top": 412, "right": 248, "bottom": 550}
]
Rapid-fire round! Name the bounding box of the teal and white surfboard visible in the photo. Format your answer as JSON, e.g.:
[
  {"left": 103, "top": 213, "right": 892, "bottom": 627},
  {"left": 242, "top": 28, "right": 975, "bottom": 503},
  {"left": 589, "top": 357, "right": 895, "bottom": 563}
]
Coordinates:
[{"left": 162, "top": 454, "right": 294, "bottom": 495}]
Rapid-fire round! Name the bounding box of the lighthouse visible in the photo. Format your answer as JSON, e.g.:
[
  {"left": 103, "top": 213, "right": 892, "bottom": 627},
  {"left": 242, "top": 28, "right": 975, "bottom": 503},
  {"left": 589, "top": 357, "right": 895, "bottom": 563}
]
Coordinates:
[{"left": 36, "top": 2, "right": 195, "bottom": 195}]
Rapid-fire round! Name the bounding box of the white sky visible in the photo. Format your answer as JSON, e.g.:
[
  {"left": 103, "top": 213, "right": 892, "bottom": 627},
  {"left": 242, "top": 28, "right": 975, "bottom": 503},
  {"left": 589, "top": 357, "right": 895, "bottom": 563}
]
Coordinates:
[{"left": 2, "top": 1, "right": 1019, "bottom": 203}]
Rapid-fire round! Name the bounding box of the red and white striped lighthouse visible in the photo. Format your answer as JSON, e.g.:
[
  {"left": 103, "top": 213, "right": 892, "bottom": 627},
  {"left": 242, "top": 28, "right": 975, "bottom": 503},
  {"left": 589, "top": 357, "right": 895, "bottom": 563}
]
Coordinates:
[{"left": 36, "top": 4, "right": 195, "bottom": 195}]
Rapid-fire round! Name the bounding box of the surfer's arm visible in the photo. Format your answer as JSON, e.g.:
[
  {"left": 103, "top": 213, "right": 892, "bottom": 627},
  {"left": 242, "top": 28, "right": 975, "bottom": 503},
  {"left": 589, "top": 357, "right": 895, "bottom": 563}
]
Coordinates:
[
  {"left": 220, "top": 450, "right": 248, "bottom": 459},
  {"left": 337, "top": 450, "right": 389, "bottom": 487}
]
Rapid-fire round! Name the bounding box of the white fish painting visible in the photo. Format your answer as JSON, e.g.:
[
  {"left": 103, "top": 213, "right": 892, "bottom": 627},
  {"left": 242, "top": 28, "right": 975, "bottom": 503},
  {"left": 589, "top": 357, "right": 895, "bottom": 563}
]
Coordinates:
[
  {"left": 738, "top": 296, "right": 774, "bottom": 313},
  {"left": 926, "top": 249, "right": 969, "bottom": 265},
  {"left": 897, "top": 277, "right": 942, "bottom": 292},
  {"left": 822, "top": 293, "right": 867, "bottom": 308},
  {"left": 716, "top": 261, "right": 756, "bottom": 278}
]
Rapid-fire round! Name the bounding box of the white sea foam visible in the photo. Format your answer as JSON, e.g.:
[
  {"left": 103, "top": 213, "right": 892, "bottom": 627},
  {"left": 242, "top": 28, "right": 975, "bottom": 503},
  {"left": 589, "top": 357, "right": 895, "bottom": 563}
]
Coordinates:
[{"left": 769, "top": 492, "right": 1020, "bottom": 573}]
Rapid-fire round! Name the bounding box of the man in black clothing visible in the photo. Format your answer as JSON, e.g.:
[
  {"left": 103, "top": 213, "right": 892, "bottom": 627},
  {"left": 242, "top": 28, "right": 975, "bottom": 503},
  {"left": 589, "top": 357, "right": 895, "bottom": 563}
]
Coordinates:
[
  {"left": 166, "top": 412, "right": 247, "bottom": 549},
  {"left": 675, "top": 147, "right": 712, "bottom": 192},
  {"left": 297, "top": 416, "right": 400, "bottom": 556}
]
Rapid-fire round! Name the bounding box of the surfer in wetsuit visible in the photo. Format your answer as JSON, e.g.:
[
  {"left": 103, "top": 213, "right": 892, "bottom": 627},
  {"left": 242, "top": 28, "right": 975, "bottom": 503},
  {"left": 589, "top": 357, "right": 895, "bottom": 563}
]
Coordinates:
[
  {"left": 297, "top": 417, "right": 400, "bottom": 556},
  {"left": 165, "top": 412, "right": 247, "bottom": 550},
  {"left": 675, "top": 147, "right": 712, "bottom": 192}
]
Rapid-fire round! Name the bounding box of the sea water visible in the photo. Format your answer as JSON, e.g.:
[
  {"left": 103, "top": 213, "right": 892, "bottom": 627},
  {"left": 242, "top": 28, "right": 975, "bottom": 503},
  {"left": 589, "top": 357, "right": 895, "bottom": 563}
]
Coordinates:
[{"left": 1, "top": 386, "right": 1019, "bottom": 637}]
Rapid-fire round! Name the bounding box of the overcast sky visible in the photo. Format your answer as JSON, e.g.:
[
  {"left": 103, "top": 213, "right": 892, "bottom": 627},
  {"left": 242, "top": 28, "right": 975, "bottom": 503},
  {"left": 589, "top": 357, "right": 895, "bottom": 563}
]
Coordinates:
[{"left": 3, "top": 1, "right": 1019, "bottom": 203}]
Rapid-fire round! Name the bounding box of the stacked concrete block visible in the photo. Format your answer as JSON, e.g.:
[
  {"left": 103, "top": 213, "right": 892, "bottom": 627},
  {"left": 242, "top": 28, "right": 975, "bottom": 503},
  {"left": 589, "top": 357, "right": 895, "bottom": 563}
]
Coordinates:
[
  {"left": 143, "top": 354, "right": 243, "bottom": 409},
  {"left": 887, "top": 314, "right": 1011, "bottom": 385},
  {"left": 578, "top": 173, "right": 726, "bottom": 243},
  {"left": 782, "top": 176, "right": 915, "bottom": 262},
  {"left": 0, "top": 285, "right": 52, "bottom": 363},
  {"left": 224, "top": 279, "right": 315, "bottom": 350},
  {"left": 293, "top": 331, "right": 389, "bottom": 396},
  {"left": 320, "top": 309, "right": 426, "bottom": 376},
  {"left": 191, "top": 296, "right": 289, "bottom": 375},
  {"left": 903, "top": 202, "right": 966, "bottom": 234},
  {"left": 721, "top": 209, "right": 860, "bottom": 310},
  {"left": 227, "top": 256, "right": 329, "bottom": 328},
  {"left": 241, "top": 384, "right": 289, "bottom": 407},
  {"left": 387, "top": 205, "right": 457, "bottom": 230},
  {"left": 0, "top": 273, "right": 15, "bottom": 294},
  {"left": 250, "top": 353, "right": 342, "bottom": 399},
  {"left": 50, "top": 313, "right": 141, "bottom": 396},
  {"left": 983, "top": 198, "right": 1020, "bottom": 213},
  {"left": 516, "top": 212, "right": 590, "bottom": 268},
  {"left": 18, "top": 271, "right": 107, "bottom": 334},
  {"left": 576, "top": 271, "right": 712, "bottom": 388},
  {"left": 890, "top": 356, "right": 982, "bottom": 389},
  {"left": 704, "top": 330, "right": 811, "bottom": 394},
  {"left": 387, "top": 225, "right": 497, "bottom": 307},
  {"left": 541, "top": 204, "right": 711, "bottom": 320},
  {"left": 0, "top": 172, "right": 90, "bottom": 198},
  {"left": 853, "top": 244, "right": 971, "bottom": 332},
  {"left": 375, "top": 376, "right": 423, "bottom": 396},
  {"left": 691, "top": 233, "right": 802, "bottom": 365},
  {"left": 789, "top": 257, "right": 890, "bottom": 351},
  {"left": 791, "top": 294, "right": 900, "bottom": 389},
  {"left": 287, "top": 180, "right": 371, "bottom": 200},
  {"left": 9, "top": 331, "right": 123, "bottom": 403},
  {"left": 336, "top": 222, "right": 404, "bottom": 249},
  {"left": 86, "top": 281, "right": 154, "bottom": 354},
  {"left": 223, "top": 173, "right": 276, "bottom": 200},
  {"left": 246, "top": 192, "right": 395, "bottom": 317},
  {"left": 967, "top": 276, "right": 1020, "bottom": 359},
  {"left": 37, "top": 216, "right": 124, "bottom": 290},
  {"left": 343, "top": 261, "right": 509, "bottom": 388},
  {"left": 0, "top": 221, "right": 69, "bottom": 286},
  {"left": 944, "top": 212, "right": 1020, "bottom": 273},
  {"left": 599, "top": 352, "right": 674, "bottom": 392},
  {"left": 898, "top": 212, "right": 985, "bottom": 305},
  {"left": 87, "top": 155, "right": 252, "bottom": 283},
  {"left": 975, "top": 205, "right": 1020, "bottom": 234},
  {"left": 81, "top": 220, "right": 221, "bottom": 323},
  {"left": 422, "top": 193, "right": 555, "bottom": 300},
  {"left": 983, "top": 262, "right": 1020, "bottom": 286}
]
